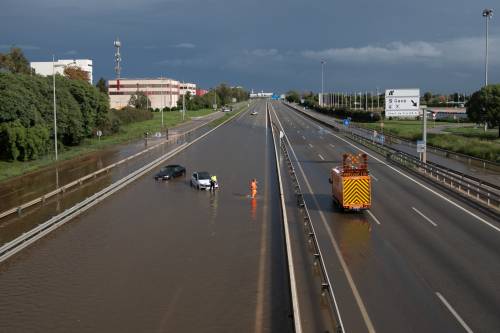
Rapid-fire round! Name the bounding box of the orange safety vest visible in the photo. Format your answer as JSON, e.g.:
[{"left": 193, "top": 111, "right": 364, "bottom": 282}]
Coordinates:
[{"left": 250, "top": 181, "right": 257, "bottom": 191}]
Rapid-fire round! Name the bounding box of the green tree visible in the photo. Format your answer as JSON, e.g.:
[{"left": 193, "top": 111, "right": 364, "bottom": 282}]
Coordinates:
[
  {"left": 0, "top": 47, "right": 31, "bottom": 74},
  {"left": 96, "top": 77, "right": 108, "bottom": 94},
  {"left": 466, "top": 84, "right": 500, "bottom": 137},
  {"left": 128, "top": 92, "right": 150, "bottom": 109},
  {"left": 285, "top": 90, "right": 300, "bottom": 103},
  {"left": 423, "top": 92, "right": 432, "bottom": 105},
  {"left": 64, "top": 66, "right": 90, "bottom": 82}
]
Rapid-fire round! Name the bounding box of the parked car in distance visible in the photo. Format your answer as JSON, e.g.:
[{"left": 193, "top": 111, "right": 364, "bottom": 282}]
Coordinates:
[
  {"left": 191, "top": 171, "right": 218, "bottom": 190},
  {"left": 154, "top": 164, "right": 186, "bottom": 181},
  {"left": 221, "top": 106, "right": 232, "bottom": 112}
]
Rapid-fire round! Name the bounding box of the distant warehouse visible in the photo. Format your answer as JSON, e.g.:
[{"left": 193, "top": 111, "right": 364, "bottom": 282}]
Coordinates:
[
  {"left": 108, "top": 78, "right": 196, "bottom": 110},
  {"left": 424, "top": 107, "right": 468, "bottom": 120}
]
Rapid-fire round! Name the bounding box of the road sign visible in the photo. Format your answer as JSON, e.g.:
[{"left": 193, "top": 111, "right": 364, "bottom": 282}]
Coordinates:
[
  {"left": 343, "top": 119, "right": 350, "bottom": 127},
  {"left": 385, "top": 89, "right": 420, "bottom": 118},
  {"left": 417, "top": 140, "right": 426, "bottom": 153}
]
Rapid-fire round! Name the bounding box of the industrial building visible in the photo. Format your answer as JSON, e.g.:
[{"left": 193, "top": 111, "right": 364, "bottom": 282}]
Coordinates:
[
  {"left": 108, "top": 78, "right": 181, "bottom": 110},
  {"left": 30, "top": 59, "right": 93, "bottom": 84}
]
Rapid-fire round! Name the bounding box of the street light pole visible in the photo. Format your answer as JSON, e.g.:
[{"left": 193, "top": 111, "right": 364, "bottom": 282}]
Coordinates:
[
  {"left": 52, "top": 55, "right": 58, "bottom": 161},
  {"left": 483, "top": 9, "right": 493, "bottom": 87},
  {"left": 52, "top": 57, "right": 77, "bottom": 161},
  {"left": 482, "top": 9, "right": 493, "bottom": 132},
  {"left": 161, "top": 77, "right": 164, "bottom": 128},
  {"left": 321, "top": 60, "right": 325, "bottom": 107}
]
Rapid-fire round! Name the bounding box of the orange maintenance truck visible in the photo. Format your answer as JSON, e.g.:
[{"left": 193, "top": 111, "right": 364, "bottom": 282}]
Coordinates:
[{"left": 329, "top": 153, "right": 371, "bottom": 211}]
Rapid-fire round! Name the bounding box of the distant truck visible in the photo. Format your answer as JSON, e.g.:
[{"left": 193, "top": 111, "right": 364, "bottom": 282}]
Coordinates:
[{"left": 329, "top": 153, "right": 371, "bottom": 211}]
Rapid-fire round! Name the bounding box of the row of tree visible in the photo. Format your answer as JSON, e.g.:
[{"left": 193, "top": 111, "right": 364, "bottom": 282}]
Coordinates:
[
  {"left": 0, "top": 72, "right": 111, "bottom": 161},
  {"left": 176, "top": 84, "right": 249, "bottom": 111}
]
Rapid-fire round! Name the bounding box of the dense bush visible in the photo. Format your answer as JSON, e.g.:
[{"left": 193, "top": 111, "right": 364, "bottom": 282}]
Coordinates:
[
  {"left": 0, "top": 72, "right": 110, "bottom": 161},
  {"left": 0, "top": 120, "right": 50, "bottom": 160},
  {"left": 111, "top": 107, "right": 153, "bottom": 125},
  {"left": 315, "top": 106, "right": 381, "bottom": 122}
]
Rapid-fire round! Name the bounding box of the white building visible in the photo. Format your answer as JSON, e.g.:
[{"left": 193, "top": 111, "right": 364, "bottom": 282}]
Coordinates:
[
  {"left": 30, "top": 59, "right": 93, "bottom": 84},
  {"left": 179, "top": 82, "right": 197, "bottom": 96},
  {"left": 108, "top": 78, "right": 181, "bottom": 110}
]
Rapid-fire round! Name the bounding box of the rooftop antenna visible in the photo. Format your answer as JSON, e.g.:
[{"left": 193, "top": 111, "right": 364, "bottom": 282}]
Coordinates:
[{"left": 114, "top": 38, "right": 122, "bottom": 90}]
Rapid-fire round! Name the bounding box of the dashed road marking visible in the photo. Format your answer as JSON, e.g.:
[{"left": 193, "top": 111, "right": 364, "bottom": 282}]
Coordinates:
[
  {"left": 412, "top": 207, "right": 438, "bottom": 227},
  {"left": 367, "top": 210, "right": 381, "bottom": 225},
  {"left": 436, "top": 292, "right": 473, "bottom": 333}
]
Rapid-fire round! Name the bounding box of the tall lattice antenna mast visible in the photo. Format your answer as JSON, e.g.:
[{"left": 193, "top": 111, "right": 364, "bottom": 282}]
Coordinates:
[{"left": 114, "top": 38, "right": 122, "bottom": 79}]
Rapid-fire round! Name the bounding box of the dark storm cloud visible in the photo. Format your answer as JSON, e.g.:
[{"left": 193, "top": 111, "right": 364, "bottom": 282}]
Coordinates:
[{"left": 1, "top": 0, "right": 499, "bottom": 93}]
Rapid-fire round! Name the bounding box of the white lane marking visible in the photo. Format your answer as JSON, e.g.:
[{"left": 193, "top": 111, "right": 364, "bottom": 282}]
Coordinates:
[
  {"left": 436, "top": 292, "right": 474, "bottom": 333},
  {"left": 302, "top": 135, "right": 306, "bottom": 140},
  {"left": 367, "top": 210, "right": 381, "bottom": 225},
  {"left": 412, "top": 207, "right": 438, "bottom": 227},
  {"left": 329, "top": 143, "right": 335, "bottom": 149},
  {"left": 269, "top": 106, "right": 304, "bottom": 333},
  {"left": 308, "top": 143, "right": 314, "bottom": 149},
  {"left": 271, "top": 105, "right": 373, "bottom": 333},
  {"left": 370, "top": 174, "right": 379, "bottom": 181},
  {"left": 318, "top": 154, "right": 325, "bottom": 161},
  {"left": 289, "top": 109, "right": 499, "bottom": 233}
]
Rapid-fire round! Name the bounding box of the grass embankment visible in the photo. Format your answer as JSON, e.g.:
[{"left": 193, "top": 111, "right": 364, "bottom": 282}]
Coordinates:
[
  {"left": 355, "top": 120, "right": 500, "bottom": 162},
  {"left": 0, "top": 109, "right": 216, "bottom": 182}
]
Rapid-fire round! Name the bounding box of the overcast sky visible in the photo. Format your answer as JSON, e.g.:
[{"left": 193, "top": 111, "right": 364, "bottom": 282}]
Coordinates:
[{"left": 1, "top": 0, "right": 499, "bottom": 94}]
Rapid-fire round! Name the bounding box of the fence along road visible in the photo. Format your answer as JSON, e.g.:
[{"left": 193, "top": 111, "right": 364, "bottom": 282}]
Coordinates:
[
  {"left": 0, "top": 100, "right": 294, "bottom": 333},
  {"left": 272, "top": 101, "right": 500, "bottom": 333}
]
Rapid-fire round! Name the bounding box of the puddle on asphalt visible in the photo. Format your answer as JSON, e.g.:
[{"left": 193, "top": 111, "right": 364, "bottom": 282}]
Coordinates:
[{"left": 332, "top": 213, "right": 373, "bottom": 271}]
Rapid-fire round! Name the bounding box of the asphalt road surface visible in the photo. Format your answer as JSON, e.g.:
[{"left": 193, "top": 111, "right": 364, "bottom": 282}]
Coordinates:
[
  {"left": 272, "top": 101, "right": 500, "bottom": 333},
  {"left": 0, "top": 101, "right": 293, "bottom": 333}
]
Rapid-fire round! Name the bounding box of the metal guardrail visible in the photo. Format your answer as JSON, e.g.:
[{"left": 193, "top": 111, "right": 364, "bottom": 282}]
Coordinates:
[
  {"left": 0, "top": 104, "right": 251, "bottom": 263},
  {"left": 0, "top": 110, "right": 234, "bottom": 221},
  {"left": 283, "top": 102, "right": 500, "bottom": 213},
  {"left": 269, "top": 103, "right": 344, "bottom": 333}
]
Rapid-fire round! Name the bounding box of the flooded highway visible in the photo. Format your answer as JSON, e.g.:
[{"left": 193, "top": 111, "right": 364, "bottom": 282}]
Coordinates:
[
  {"left": 0, "top": 101, "right": 293, "bottom": 332},
  {"left": 0, "top": 111, "right": 229, "bottom": 246},
  {"left": 0, "top": 111, "right": 225, "bottom": 213}
]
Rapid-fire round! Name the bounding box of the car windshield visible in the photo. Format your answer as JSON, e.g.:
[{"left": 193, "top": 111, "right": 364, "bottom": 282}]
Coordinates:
[
  {"left": 160, "top": 167, "right": 174, "bottom": 172},
  {"left": 198, "top": 172, "right": 210, "bottom": 180}
]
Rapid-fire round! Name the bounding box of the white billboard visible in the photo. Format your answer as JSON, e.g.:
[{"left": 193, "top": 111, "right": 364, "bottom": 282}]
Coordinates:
[{"left": 385, "top": 89, "right": 420, "bottom": 117}]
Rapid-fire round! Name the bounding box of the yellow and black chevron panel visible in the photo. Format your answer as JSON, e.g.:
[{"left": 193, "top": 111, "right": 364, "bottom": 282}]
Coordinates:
[{"left": 343, "top": 177, "right": 371, "bottom": 207}]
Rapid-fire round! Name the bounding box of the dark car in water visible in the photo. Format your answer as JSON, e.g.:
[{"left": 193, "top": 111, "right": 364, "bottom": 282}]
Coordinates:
[{"left": 154, "top": 165, "right": 186, "bottom": 181}]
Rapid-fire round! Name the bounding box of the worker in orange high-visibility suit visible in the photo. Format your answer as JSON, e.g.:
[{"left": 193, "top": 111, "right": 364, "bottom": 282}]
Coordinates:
[{"left": 250, "top": 179, "right": 258, "bottom": 199}]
